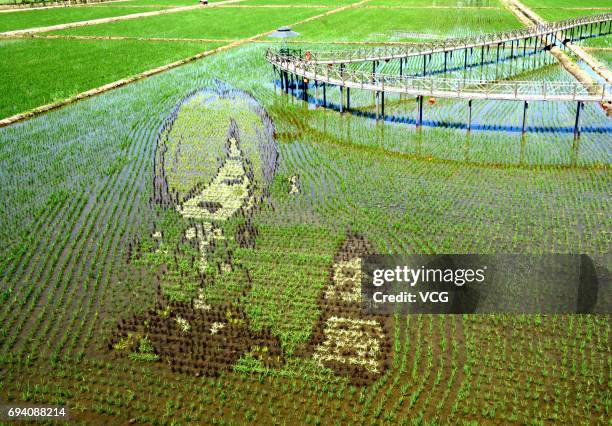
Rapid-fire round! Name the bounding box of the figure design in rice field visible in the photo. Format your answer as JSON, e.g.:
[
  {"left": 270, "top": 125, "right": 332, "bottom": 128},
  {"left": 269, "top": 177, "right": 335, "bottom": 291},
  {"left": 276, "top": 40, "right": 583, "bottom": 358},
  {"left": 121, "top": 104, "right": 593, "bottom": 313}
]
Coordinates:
[
  {"left": 112, "top": 84, "right": 390, "bottom": 382},
  {"left": 111, "top": 85, "right": 282, "bottom": 376}
]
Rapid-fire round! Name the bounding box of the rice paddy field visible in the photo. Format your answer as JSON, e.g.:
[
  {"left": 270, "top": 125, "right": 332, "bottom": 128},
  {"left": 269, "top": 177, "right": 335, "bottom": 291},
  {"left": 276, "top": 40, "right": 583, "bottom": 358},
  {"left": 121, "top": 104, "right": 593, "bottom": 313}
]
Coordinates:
[{"left": 0, "top": 0, "right": 610, "bottom": 424}]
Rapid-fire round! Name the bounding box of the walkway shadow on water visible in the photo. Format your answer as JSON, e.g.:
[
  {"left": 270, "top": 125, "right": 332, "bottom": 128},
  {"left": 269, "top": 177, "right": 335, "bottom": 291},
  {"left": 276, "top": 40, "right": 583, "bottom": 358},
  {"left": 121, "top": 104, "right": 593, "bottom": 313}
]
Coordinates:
[{"left": 275, "top": 81, "right": 612, "bottom": 135}]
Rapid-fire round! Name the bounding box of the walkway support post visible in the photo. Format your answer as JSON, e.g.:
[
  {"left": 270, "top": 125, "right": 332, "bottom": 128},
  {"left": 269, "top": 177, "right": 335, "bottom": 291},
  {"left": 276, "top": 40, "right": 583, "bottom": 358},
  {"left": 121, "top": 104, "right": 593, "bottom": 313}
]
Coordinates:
[
  {"left": 314, "top": 80, "right": 318, "bottom": 107},
  {"left": 381, "top": 91, "right": 385, "bottom": 118},
  {"left": 347, "top": 87, "right": 350, "bottom": 111},
  {"left": 467, "top": 99, "right": 473, "bottom": 132},
  {"left": 444, "top": 51, "right": 448, "bottom": 75},
  {"left": 417, "top": 95, "right": 424, "bottom": 127},
  {"left": 375, "top": 91, "right": 380, "bottom": 120},
  {"left": 480, "top": 45, "right": 485, "bottom": 68},
  {"left": 284, "top": 72, "right": 289, "bottom": 94},
  {"left": 339, "top": 63, "right": 345, "bottom": 112},
  {"left": 574, "top": 101, "right": 584, "bottom": 136},
  {"left": 323, "top": 83, "right": 326, "bottom": 107},
  {"left": 522, "top": 101, "right": 529, "bottom": 133}
]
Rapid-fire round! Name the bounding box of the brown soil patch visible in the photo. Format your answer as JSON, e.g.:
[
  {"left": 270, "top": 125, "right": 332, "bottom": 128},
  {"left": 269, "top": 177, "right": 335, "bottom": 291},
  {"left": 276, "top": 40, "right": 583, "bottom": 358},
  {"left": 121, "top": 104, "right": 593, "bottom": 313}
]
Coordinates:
[
  {"left": 110, "top": 286, "right": 283, "bottom": 377},
  {"left": 304, "top": 233, "right": 393, "bottom": 386}
]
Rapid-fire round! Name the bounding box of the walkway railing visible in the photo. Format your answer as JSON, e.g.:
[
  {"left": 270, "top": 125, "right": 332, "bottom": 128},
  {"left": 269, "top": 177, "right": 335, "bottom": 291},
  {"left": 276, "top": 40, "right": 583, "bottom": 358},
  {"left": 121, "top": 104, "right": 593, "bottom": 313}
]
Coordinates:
[{"left": 267, "top": 50, "right": 610, "bottom": 102}]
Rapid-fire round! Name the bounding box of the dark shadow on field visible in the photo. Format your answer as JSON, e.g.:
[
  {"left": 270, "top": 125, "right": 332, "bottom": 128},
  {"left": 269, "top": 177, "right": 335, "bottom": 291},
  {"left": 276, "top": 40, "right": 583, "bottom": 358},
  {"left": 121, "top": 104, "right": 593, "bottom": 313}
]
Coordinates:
[
  {"left": 109, "top": 279, "right": 284, "bottom": 377},
  {"left": 301, "top": 233, "right": 393, "bottom": 386}
]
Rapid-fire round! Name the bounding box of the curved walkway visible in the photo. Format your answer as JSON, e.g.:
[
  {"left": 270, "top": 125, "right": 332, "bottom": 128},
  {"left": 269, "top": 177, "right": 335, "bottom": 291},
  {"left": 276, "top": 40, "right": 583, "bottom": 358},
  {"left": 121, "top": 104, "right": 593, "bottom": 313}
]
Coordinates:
[
  {"left": 267, "top": 50, "right": 610, "bottom": 102},
  {"left": 267, "top": 13, "right": 612, "bottom": 104}
]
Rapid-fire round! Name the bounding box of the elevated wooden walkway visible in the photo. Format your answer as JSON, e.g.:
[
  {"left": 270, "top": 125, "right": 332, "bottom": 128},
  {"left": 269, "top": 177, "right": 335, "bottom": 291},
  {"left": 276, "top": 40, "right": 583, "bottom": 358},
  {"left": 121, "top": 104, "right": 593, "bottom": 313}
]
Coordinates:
[{"left": 267, "top": 13, "right": 612, "bottom": 134}]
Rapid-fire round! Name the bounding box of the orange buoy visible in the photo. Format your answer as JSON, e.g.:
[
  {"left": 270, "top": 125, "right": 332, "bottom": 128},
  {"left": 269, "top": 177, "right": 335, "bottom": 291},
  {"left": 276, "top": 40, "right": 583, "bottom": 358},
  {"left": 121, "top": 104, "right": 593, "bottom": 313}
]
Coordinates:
[{"left": 428, "top": 97, "right": 436, "bottom": 105}]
